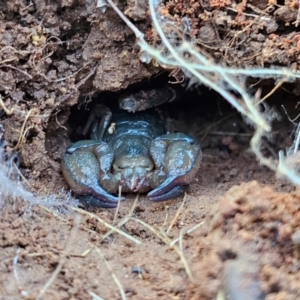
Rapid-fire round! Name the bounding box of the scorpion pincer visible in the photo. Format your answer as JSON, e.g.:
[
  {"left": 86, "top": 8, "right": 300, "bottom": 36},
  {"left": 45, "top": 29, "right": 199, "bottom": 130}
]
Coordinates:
[{"left": 61, "top": 92, "right": 202, "bottom": 208}]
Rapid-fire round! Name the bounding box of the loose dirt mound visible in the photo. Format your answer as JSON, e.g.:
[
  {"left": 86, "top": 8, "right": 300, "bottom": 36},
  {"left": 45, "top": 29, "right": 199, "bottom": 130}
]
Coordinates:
[{"left": 1, "top": 180, "right": 300, "bottom": 299}]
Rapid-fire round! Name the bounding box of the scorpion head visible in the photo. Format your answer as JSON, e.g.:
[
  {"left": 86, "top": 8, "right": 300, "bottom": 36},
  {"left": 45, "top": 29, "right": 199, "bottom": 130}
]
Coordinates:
[{"left": 113, "top": 142, "right": 154, "bottom": 192}]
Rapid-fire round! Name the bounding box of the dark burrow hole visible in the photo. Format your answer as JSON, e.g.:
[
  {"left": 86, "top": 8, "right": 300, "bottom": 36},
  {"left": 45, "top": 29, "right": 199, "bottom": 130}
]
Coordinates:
[
  {"left": 66, "top": 73, "right": 247, "bottom": 151},
  {"left": 62, "top": 73, "right": 300, "bottom": 159}
]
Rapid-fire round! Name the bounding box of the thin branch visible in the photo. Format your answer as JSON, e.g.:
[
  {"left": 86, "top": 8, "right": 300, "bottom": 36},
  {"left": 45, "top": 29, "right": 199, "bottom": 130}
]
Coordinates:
[
  {"left": 95, "top": 248, "right": 127, "bottom": 300},
  {"left": 106, "top": 0, "right": 145, "bottom": 40},
  {"left": 170, "top": 221, "right": 205, "bottom": 246},
  {"left": 167, "top": 193, "right": 186, "bottom": 234},
  {"left": 14, "top": 109, "right": 36, "bottom": 150},
  {"left": 1, "top": 64, "right": 33, "bottom": 79},
  {"left": 35, "top": 215, "right": 81, "bottom": 300},
  {"left": 72, "top": 207, "right": 141, "bottom": 244},
  {"left": 256, "top": 78, "right": 286, "bottom": 105},
  {"left": 0, "top": 94, "right": 14, "bottom": 115},
  {"left": 113, "top": 186, "right": 123, "bottom": 226},
  {"left": 130, "top": 217, "right": 195, "bottom": 283}
]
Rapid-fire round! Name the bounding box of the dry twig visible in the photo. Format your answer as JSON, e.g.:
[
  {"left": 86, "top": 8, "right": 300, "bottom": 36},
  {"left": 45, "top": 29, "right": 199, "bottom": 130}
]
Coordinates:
[
  {"left": 1, "top": 64, "right": 33, "bottom": 79},
  {"left": 80, "top": 195, "right": 140, "bottom": 257},
  {"left": 14, "top": 109, "right": 36, "bottom": 150},
  {"left": 113, "top": 185, "right": 123, "bottom": 225},
  {"left": 103, "top": 194, "right": 139, "bottom": 241},
  {"left": 130, "top": 217, "right": 195, "bottom": 283},
  {"left": 256, "top": 78, "right": 287, "bottom": 105},
  {"left": 35, "top": 215, "right": 81, "bottom": 300},
  {"left": 72, "top": 207, "right": 141, "bottom": 244},
  {"left": 170, "top": 220, "right": 205, "bottom": 246},
  {"left": 95, "top": 247, "right": 127, "bottom": 300},
  {"left": 166, "top": 193, "right": 187, "bottom": 234},
  {"left": 0, "top": 94, "right": 14, "bottom": 115}
]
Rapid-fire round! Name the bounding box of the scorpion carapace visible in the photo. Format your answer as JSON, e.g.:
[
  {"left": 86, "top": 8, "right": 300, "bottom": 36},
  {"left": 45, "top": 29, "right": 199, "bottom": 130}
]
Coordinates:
[{"left": 61, "top": 89, "right": 202, "bottom": 208}]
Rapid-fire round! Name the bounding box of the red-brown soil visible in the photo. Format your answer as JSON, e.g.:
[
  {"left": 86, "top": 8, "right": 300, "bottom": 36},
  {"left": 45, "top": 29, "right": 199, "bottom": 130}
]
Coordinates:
[{"left": 1, "top": 0, "right": 300, "bottom": 299}]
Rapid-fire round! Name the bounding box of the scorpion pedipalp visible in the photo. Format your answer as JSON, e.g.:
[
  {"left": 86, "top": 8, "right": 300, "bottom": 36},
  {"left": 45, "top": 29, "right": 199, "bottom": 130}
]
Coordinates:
[
  {"left": 148, "top": 185, "right": 189, "bottom": 202},
  {"left": 148, "top": 134, "right": 202, "bottom": 201},
  {"left": 61, "top": 146, "right": 124, "bottom": 207}
]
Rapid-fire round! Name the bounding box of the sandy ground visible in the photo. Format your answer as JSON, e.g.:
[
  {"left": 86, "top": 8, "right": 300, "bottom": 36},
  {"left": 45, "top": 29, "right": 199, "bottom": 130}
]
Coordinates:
[{"left": 1, "top": 0, "right": 300, "bottom": 299}]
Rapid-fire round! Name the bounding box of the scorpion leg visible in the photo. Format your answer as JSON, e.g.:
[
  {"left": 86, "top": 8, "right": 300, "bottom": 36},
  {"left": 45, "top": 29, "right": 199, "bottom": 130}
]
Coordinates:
[
  {"left": 148, "top": 133, "right": 202, "bottom": 201},
  {"left": 83, "top": 104, "right": 112, "bottom": 140},
  {"left": 66, "top": 140, "right": 103, "bottom": 154},
  {"left": 77, "top": 195, "right": 119, "bottom": 209},
  {"left": 61, "top": 145, "right": 124, "bottom": 207}
]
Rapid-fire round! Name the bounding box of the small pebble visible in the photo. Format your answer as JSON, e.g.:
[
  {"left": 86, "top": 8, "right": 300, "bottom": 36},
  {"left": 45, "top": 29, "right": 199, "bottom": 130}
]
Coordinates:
[
  {"left": 229, "top": 168, "right": 238, "bottom": 177},
  {"left": 292, "top": 230, "right": 300, "bottom": 245},
  {"left": 131, "top": 266, "right": 145, "bottom": 274}
]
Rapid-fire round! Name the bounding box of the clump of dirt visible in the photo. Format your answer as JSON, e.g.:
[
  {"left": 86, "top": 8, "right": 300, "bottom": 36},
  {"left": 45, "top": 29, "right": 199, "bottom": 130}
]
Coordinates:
[
  {"left": 163, "top": 0, "right": 300, "bottom": 67},
  {"left": 187, "top": 180, "right": 300, "bottom": 299}
]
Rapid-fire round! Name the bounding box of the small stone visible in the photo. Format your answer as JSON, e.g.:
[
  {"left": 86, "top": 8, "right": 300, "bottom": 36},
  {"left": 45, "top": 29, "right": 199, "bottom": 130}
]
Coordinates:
[
  {"left": 230, "top": 168, "right": 238, "bottom": 177},
  {"left": 292, "top": 230, "right": 300, "bottom": 245},
  {"left": 131, "top": 266, "right": 145, "bottom": 274}
]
